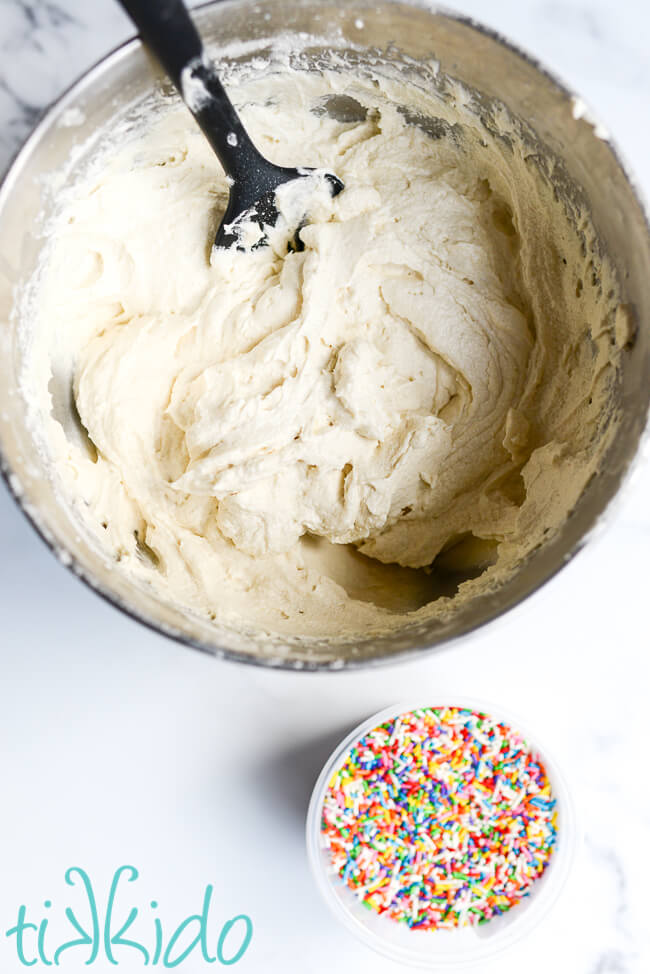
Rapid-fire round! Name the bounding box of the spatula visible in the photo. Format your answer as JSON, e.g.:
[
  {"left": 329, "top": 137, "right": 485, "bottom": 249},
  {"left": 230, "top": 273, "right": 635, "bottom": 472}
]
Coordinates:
[{"left": 117, "top": 0, "right": 344, "bottom": 251}]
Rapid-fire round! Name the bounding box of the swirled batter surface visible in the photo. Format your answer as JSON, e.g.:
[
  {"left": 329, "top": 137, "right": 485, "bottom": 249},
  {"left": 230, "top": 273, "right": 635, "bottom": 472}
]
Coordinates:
[{"left": 25, "top": 64, "right": 622, "bottom": 639}]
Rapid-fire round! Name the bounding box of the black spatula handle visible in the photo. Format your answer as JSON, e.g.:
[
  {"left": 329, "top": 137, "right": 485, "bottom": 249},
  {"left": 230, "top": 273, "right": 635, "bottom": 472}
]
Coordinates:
[{"left": 117, "top": 0, "right": 268, "bottom": 183}]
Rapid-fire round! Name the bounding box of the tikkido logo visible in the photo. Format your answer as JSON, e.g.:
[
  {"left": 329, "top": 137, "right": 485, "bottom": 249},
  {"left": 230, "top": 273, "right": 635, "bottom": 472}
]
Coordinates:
[{"left": 4, "top": 866, "right": 253, "bottom": 968}]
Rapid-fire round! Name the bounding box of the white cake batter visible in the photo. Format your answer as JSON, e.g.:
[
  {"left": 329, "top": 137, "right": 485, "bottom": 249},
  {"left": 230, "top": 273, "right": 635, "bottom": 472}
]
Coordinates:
[{"left": 22, "top": 62, "right": 623, "bottom": 639}]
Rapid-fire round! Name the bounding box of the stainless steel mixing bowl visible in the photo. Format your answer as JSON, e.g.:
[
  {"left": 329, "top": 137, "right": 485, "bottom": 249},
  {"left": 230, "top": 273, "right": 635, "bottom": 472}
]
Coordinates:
[{"left": 0, "top": 0, "right": 648, "bottom": 669}]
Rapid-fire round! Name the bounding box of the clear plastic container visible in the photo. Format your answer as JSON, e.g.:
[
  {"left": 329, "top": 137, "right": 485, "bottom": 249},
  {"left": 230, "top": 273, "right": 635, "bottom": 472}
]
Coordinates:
[{"left": 306, "top": 697, "right": 579, "bottom": 970}]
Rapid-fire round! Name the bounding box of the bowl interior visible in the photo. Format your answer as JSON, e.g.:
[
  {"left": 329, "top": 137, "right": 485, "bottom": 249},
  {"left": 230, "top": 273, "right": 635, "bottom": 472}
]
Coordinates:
[{"left": 0, "top": 0, "right": 648, "bottom": 668}]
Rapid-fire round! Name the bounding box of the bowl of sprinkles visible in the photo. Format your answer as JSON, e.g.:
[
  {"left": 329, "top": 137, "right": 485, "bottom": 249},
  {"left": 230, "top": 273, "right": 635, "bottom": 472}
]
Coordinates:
[{"left": 306, "top": 701, "right": 577, "bottom": 968}]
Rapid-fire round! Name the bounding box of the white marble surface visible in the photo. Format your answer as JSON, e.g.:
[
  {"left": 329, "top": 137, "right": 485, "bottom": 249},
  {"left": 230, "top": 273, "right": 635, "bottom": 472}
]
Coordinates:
[{"left": 0, "top": 1, "right": 649, "bottom": 971}]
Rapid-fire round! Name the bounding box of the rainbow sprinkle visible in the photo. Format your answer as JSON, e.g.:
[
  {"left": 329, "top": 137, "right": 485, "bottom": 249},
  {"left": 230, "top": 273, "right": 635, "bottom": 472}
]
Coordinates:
[{"left": 320, "top": 706, "right": 558, "bottom": 930}]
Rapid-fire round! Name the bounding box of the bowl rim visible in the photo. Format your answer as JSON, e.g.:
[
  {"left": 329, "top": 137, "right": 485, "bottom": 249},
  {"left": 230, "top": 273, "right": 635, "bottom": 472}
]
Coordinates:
[
  {"left": 1, "top": 0, "right": 649, "bottom": 671},
  {"left": 305, "top": 696, "right": 579, "bottom": 967}
]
